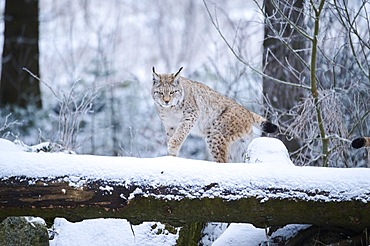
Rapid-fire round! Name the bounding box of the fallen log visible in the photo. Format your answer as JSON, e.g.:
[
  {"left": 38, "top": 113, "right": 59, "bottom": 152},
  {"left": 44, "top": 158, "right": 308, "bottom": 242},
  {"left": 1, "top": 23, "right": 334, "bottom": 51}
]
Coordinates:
[
  {"left": 1, "top": 142, "right": 370, "bottom": 232},
  {"left": 1, "top": 175, "right": 370, "bottom": 231},
  {"left": 1, "top": 176, "right": 370, "bottom": 230}
]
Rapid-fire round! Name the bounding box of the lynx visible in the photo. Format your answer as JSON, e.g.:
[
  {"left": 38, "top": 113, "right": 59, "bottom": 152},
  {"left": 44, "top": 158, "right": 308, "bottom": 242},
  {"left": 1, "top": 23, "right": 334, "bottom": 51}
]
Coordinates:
[
  {"left": 351, "top": 137, "right": 370, "bottom": 149},
  {"left": 151, "top": 67, "right": 277, "bottom": 163}
]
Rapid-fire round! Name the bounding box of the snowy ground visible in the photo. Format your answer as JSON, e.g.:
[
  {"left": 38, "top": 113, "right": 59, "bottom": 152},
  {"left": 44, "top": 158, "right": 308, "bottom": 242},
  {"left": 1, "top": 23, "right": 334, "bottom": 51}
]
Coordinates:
[
  {"left": 1, "top": 137, "right": 369, "bottom": 245},
  {"left": 49, "top": 218, "right": 179, "bottom": 246}
]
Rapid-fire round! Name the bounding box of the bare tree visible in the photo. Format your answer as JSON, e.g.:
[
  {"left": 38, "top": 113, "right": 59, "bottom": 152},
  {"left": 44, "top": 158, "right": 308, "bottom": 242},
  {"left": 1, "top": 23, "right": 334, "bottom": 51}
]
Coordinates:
[
  {"left": 262, "top": 0, "right": 307, "bottom": 153},
  {"left": 0, "top": 0, "right": 41, "bottom": 108},
  {"left": 204, "top": 0, "right": 370, "bottom": 167}
]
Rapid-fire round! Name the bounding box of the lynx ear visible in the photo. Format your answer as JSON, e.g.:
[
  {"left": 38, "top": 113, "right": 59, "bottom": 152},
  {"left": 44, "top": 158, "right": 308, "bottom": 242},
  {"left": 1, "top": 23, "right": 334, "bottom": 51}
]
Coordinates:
[
  {"left": 152, "top": 67, "right": 160, "bottom": 84},
  {"left": 174, "top": 67, "right": 183, "bottom": 79}
]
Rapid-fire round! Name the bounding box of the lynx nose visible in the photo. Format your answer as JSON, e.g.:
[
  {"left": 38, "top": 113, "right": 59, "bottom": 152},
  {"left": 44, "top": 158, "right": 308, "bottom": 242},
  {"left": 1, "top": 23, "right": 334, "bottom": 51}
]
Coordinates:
[{"left": 163, "top": 96, "right": 171, "bottom": 104}]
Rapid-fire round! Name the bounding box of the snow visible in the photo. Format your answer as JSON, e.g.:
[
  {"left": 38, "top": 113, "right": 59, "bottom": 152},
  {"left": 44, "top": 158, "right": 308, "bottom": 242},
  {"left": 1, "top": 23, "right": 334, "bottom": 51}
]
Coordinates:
[
  {"left": 0, "top": 138, "right": 23, "bottom": 152},
  {"left": 245, "top": 137, "right": 293, "bottom": 165},
  {"left": 49, "top": 218, "right": 178, "bottom": 246},
  {"left": 25, "top": 216, "right": 47, "bottom": 227},
  {"left": 1, "top": 137, "right": 369, "bottom": 203},
  {"left": 1, "top": 137, "right": 369, "bottom": 245},
  {"left": 213, "top": 224, "right": 265, "bottom": 246},
  {"left": 200, "top": 223, "right": 229, "bottom": 245}
]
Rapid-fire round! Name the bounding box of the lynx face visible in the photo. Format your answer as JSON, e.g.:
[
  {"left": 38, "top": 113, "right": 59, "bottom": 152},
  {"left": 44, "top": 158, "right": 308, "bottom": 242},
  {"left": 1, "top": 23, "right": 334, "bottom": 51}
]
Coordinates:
[{"left": 152, "top": 67, "right": 184, "bottom": 108}]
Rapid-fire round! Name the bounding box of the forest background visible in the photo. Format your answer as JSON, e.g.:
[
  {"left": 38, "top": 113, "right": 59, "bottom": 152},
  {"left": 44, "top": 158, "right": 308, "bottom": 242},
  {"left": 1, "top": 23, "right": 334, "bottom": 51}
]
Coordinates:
[{"left": 0, "top": 0, "right": 369, "bottom": 168}]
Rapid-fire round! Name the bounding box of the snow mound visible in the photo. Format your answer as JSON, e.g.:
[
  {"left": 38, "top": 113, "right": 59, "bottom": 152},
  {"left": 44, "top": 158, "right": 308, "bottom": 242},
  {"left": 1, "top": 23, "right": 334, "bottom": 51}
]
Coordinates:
[
  {"left": 49, "top": 218, "right": 178, "bottom": 246},
  {"left": 213, "top": 224, "right": 265, "bottom": 246},
  {"left": 245, "top": 137, "right": 293, "bottom": 165},
  {"left": 0, "top": 138, "right": 23, "bottom": 152}
]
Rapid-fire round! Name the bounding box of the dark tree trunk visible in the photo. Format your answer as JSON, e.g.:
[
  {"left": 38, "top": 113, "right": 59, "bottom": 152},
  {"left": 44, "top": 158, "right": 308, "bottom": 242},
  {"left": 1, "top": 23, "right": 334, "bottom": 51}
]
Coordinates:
[
  {"left": 0, "top": 0, "right": 41, "bottom": 108},
  {"left": 262, "top": 0, "right": 306, "bottom": 152}
]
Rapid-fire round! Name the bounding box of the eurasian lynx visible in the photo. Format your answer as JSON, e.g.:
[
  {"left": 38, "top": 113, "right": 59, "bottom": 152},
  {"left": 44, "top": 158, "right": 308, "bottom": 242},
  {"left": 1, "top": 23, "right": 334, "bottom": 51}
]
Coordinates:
[
  {"left": 151, "top": 67, "right": 277, "bottom": 163},
  {"left": 352, "top": 137, "right": 370, "bottom": 149}
]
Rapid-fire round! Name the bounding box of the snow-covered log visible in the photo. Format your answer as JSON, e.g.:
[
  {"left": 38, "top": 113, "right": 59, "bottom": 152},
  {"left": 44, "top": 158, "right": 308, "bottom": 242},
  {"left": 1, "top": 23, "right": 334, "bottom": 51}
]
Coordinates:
[{"left": 1, "top": 138, "right": 370, "bottom": 232}]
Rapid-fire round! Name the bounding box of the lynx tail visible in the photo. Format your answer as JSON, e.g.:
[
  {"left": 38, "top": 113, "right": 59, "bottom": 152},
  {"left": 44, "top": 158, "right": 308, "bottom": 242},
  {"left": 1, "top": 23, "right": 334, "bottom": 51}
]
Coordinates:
[
  {"left": 261, "top": 121, "right": 278, "bottom": 134},
  {"left": 351, "top": 137, "right": 370, "bottom": 149}
]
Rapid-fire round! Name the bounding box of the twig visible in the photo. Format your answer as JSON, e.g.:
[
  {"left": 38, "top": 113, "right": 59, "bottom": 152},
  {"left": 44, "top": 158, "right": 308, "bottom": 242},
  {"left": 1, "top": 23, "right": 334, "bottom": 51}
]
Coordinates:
[
  {"left": 22, "top": 67, "right": 60, "bottom": 101},
  {"left": 202, "top": 0, "right": 311, "bottom": 90}
]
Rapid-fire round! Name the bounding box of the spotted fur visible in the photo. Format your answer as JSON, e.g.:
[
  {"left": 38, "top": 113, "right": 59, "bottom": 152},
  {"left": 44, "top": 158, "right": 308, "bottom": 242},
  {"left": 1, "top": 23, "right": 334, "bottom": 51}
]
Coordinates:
[{"left": 151, "top": 67, "right": 277, "bottom": 163}]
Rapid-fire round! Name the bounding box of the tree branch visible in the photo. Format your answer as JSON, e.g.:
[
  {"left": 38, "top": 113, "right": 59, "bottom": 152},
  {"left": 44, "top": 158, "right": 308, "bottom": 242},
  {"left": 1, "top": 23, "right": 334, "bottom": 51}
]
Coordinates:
[{"left": 202, "top": 0, "right": 311, "bottom": 90}]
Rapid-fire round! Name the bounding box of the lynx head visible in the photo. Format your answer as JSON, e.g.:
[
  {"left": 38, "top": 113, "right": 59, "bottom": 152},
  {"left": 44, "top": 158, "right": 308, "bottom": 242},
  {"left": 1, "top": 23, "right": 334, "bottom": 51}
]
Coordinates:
[{"left": 152, "top": 67, "right": 184, "bottom": 108}]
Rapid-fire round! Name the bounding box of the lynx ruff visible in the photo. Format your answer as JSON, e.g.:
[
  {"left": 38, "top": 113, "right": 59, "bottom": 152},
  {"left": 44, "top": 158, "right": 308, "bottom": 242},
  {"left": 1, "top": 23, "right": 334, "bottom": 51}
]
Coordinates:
[{"left": 151, "top": 67, "right": 277, "bottom": 163}]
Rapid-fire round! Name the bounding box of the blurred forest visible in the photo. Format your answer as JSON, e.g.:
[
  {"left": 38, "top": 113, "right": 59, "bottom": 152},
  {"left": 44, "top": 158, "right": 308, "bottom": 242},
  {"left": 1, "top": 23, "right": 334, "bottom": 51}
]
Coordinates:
[{"left": 0, "top": 0, "right": 369, "bottom": 167}]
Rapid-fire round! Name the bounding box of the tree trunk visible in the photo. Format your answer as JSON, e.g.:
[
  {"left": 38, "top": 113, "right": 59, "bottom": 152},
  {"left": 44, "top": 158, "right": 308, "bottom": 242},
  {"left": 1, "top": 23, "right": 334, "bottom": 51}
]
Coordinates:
[
  {"left": 0, "top": 0, "right": 41, "bottom": 108},
  {"left": 262, "top": 0, "right": 306, "bottom": 152}
]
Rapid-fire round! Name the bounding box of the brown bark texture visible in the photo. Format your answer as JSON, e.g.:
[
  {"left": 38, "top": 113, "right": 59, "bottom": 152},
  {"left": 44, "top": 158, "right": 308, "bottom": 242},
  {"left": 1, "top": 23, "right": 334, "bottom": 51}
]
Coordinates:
[{"left": 1, "top": 176, "right": 369, "bottom": 233}]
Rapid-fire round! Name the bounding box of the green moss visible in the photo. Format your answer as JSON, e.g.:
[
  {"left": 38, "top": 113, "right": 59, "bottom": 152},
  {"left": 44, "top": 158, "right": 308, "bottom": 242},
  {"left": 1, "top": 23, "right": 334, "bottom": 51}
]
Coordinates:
[
  {"left": 0, "top": 217, "right": 49, "bottom": 246},
  {"left": 176, "top": 222, "right": 205, "bottom": 246},
  {"left": 164, "top": 223, "right": 178, "bottom": 235}
]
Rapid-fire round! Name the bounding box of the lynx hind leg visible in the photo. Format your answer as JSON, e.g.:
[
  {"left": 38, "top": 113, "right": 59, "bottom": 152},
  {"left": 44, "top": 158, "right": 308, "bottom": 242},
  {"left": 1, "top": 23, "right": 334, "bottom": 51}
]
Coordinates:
[{"left": 205, "top": 132, "right": 228, "bottom": 163}]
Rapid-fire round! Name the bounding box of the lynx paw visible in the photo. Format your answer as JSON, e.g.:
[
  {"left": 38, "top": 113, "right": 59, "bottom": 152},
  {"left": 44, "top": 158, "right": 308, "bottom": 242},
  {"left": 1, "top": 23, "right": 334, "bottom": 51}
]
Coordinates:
[
  {"left": 167, "top": 150, "right": 178, "bottom": 157},
  {"left": 167, "top": 144, "right": 179, "bottom": 156}
]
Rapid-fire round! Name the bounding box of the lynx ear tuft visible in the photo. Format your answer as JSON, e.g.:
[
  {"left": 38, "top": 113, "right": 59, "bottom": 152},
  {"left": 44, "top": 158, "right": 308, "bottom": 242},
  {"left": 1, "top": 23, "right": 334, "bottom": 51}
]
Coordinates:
[
  {"left": 152, "top": 67, "right": 159, "bottom": 76},
  {"left": 351, "top": 137, "right": 366, "bottom": 149},
  {"left": 152, "top": 67, "right": 160, "bottom": 83},
  {"left": 174, "top": 67, "right": 183, "bottom": 78}
]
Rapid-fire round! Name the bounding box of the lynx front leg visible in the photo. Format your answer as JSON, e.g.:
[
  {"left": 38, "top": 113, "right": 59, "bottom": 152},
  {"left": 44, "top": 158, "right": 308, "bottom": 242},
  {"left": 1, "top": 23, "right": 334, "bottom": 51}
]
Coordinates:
[
  {"left": 165, "top": 126, "right": 176, "bottom": 143},
  {"left": 167, "top": 118, "right": 196, "bottom": 156},
  {"left": 165, "top": 126, "right": 178, "bottom": 156}
]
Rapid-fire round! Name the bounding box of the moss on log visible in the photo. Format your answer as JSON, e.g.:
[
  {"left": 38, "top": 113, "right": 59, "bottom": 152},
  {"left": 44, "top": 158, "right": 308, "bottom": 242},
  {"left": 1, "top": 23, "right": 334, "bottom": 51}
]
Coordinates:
[{"left": 176, "top": 222, "right": 205, "bottom": 246}]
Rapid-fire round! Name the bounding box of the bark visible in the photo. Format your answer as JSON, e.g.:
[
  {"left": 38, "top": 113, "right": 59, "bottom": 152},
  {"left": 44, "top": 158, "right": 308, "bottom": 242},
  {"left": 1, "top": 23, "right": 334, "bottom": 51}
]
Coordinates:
[
  {"left": 262, "top": 0, "right": 307, "bottom": 152},
  {"left": 263, "top": 0, "right": 306, "bottom": 111},
  {"left": 0, "top": 0, "right": 41, "bottom": 108},
  {"left": 1, "top": 177, "right": 369, "bottom": 233}
]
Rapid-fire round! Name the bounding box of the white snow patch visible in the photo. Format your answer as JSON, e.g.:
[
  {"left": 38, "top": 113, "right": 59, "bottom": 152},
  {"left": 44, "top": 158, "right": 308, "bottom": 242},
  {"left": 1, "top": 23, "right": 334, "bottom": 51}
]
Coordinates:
[
  {"left": 211, "top": 223, "right": 312, "bottom": 245},
  {"left": 25, "top": 217, "right": 47, "bottom": 228},
  {"left": 0, "top": 138, "right": 23, "bottom": 152},
  {"left": 99, "top": 185, "right": 114, "bottom": 195},
  {"left": 246, "top": 137, "right": 293, "bottom": 165},
  {"left": 200, "top": 222, "right": 228, "bottom": 245},
  {"left": 49, "top": 218, "right": 179, "bottom": 246},
  {"left": 213, "top": 223, "right": 265, "bottom": 246}
]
